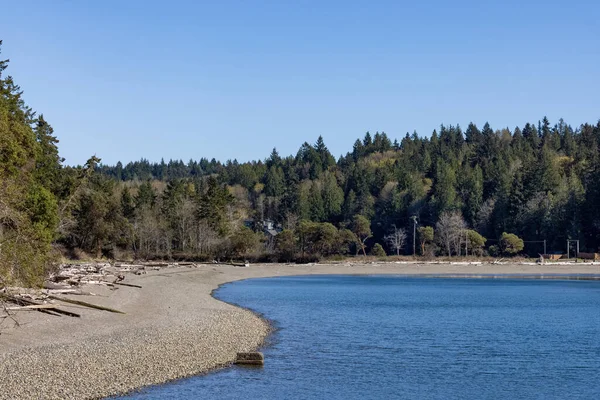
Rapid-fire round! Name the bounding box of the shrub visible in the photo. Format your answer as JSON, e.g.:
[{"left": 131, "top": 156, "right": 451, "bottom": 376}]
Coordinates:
[
  {"left": 417, "top": 226, "right": 434, "bottom": 255},
  {"left": 275, "top": 229, "right": 297, "bottom": 262},
  {"left": 370, "top": 243, "right": 387, "bottom": 257},
  {"left": 466, "top": 230, "right": 486, "bottom": 256},
  {"left": 499, "top": 232, "right": 524, "bottom": 255}
]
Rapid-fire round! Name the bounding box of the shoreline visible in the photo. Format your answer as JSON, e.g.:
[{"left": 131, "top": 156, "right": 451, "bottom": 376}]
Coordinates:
[{"left": 1, "top": 262, "right": 600, "bottom": 399}]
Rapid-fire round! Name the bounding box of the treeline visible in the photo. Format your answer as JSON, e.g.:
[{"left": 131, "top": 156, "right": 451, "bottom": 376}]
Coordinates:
[
  {"left": 96, "top": 119, "right": 600, "bottom": 261},
  {"left": 2, "top": 40, "right": 600, "bottom": 287}
]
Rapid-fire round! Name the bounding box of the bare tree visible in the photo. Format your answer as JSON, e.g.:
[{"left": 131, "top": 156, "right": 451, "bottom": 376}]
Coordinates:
[
  {"left": 385, "top": 225, "right": 407, "bottom": 256},
  {"left": 284, "top": 213, "right": 299, "bottom": 230},
  {"left": 194, "top": 221, "right": 221, "bottom": 256},
  {"left": 436, "top": 211, "right": 466, "bottom": 257},
  {"left": 475, "top": 198, "right": 495, "bottom": 236},
  {"left": 175, "top": 198, "right": 196, "bottom": 252}
]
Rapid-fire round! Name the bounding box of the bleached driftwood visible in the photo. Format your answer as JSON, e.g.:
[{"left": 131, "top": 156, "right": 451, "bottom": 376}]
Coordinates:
[
  {"left": 5, "top": 304, "right": 57, "bottom": 311},
  {"left": 7, "top": 296, "right": 80, "bottom": 318}
]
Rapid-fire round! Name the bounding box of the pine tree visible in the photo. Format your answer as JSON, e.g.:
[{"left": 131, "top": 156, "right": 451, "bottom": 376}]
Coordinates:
[
  {"left": 135, "top": 180, "right": 156, "bottom": 209},
  {"left": 33, "top": 115, "right": 64, "bottom": 194},
  {"left": 197, "top": 176, "right": 233, "bottom": 235},
  {"left": 308, "top": 181, "right": 325, "bottom": 222},
  {"left": 322, "top": 172, "right": 344, "bottom": 220},
  {"left": 264, "top": 166, "right": 285, "bottom": 197},
  {"left": 314, "top": 135, "right": 335, "bottom": 171},
  {"left": 121, "top": 187, "right": 135, "bottom": 220}
]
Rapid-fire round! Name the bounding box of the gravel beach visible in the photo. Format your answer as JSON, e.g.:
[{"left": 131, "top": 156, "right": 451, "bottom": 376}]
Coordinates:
[{"left": 1, "top": 261, "right": 599, "bottom": 399}]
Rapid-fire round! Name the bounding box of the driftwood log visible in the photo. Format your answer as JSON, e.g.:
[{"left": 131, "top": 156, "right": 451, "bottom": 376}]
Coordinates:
[
  {"left": 7, "top": 296, "right": 80, "bottom": 318},
  {"left": 234, "top": 352, "right": 264, "bottom": 365}
]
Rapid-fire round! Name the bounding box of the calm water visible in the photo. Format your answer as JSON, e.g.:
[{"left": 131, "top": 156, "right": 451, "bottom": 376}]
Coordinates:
[{"left": 121, "top": 276, "right": 600, "bottom": 399}]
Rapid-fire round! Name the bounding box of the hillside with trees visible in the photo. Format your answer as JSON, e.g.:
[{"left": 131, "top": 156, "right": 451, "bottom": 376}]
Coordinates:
[
  {"left": 96, "top": 120, "right": 600, "bottom": 262},
  {"left": 2, "top": 40, "right": 600, "bottom": 286}
]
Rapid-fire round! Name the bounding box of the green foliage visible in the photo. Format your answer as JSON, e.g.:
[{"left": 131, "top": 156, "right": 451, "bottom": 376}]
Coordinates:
[
  {"left": 370, "top": 243, "right": 386, "bottom": 257},
  {"left": 308, "top": 181, "right": 325, "bottom": 222},
  {"left": 264, "top": 165, "right": 285, "bottom": 197},
  {"left": 121, "top": 187, "right": 135, "bottom": 220},
  {"left": 33, "top": 115, "right": 64, "bottom": 194},
  {"left": 25, "top": 184, "right": 59, "bottom": 243},
  {"left": 297, "top": 220, "right": 338, "bottom": 256},
  {"left": 487, "top": 245, "right": 499, "bottom": 257},
  {"left": 275, "top": 229, "right": 297, "bottom": 261},
  {"left": 433, "top": 160, "right": 457, "bottom": 214},
  {"left": 0, "top": 42, "right": 60, "bottom": 286},
  {"left": 230, "top": 226, "right": 261, "bottom": 257},
  {"left": 68, "top": 176, "right": 130, "bottom": 257},
  {"left": 499, "top": 232, "right": 524, "bottom": 255},
  {"left": 197, "top": 177, "right": 233, "bottom": 235},
  {"left": 352, "top": 214, "right": 372, "bottom": 256},
  {"left": 135, "top": 180, "right": 156, "bottom": 209},
  {"left": 321, "top": 172, "right": 344, "bottom": 220},
  {"left": 337, "top": 228, "right": 358, "bottom": 255},
  {"left": 417, "top": 226, "right": 434, "bottom": 255},
  {"left": 466, "top": 230, "right": 486, "bottom": 255}
]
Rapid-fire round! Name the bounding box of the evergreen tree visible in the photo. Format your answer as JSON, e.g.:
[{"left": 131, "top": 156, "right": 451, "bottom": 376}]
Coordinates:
[
  {"left": 321, "top": 172, "right": 344, "bottom": 220},
  {"left": 33, "top": 115, "right": 64, "bottom": 194},
  {"left": 135, "top": 180, "right": 156, "bottom": 209},
  {"left": 308, "top": 181, "right": 325, "bottom": 222},
  {"left": 314, "top": 135, "right": 335, "bottom": 171},
  {"left": 121, "top": 187, "right": 135, "bottom": 220},
  {"left": 264, "top": 166, "right": 285, "bottom": 197},
  {"left": 197, "top": 176, "right": 233, "bottom": 235}
]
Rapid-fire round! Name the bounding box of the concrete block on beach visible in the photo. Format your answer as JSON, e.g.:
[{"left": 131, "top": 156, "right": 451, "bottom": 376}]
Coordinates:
[{"left": 235, "top": 352, "right": 264, "bottom": 365}]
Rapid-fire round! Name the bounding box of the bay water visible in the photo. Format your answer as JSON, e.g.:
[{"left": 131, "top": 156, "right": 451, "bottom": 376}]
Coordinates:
[{"left": 121, "top": 276, "right": 600, "bottom": 399}]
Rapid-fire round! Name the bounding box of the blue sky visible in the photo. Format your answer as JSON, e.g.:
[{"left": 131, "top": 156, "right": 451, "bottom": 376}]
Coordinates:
[{"left": 2, "top": 0, "right": 599, "bottom": 165}]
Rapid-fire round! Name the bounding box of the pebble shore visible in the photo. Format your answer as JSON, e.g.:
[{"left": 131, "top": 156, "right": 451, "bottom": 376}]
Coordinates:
[
  {"left": 0, "top": 267, "right": 270, "bottom": 400},
  {"left": 0, "top": 307, "right": 268, "bottom": 400}
]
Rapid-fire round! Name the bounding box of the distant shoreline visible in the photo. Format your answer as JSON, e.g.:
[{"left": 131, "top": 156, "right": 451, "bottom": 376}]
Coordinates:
[{"left": 1, "top": 262, "right": 599, "bottom": 399}]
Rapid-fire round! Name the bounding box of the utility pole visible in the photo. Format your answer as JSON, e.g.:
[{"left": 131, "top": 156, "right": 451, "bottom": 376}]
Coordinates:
[
  {"left": 411, "top": 216, "right": 417, "bottom": 256},
  {"left": 543, "top": 240, "right": 546, "bottom": 256},
  {"left": 567, "top": 240, "right": 570, "bottom": 259}
]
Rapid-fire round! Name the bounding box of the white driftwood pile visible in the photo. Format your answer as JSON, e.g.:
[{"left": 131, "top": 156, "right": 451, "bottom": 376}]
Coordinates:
[{"left": 1, "top": 261, "right": 215, "bottom": 320}]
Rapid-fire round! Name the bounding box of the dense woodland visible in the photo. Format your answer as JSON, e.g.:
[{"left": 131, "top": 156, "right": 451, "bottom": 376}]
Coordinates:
[{"left": 2, "top": 41, "right": 600, "bottom": 287}]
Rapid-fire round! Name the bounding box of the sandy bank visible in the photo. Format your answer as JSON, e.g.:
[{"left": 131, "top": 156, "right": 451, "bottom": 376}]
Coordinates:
[{"left": 1, "top": 261, "right": 599, "bottom": 399}]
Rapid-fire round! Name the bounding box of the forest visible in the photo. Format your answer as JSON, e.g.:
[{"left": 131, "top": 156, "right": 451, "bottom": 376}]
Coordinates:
[{"left": 2, "top": 40, "right": 600, "bottom": 287}]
